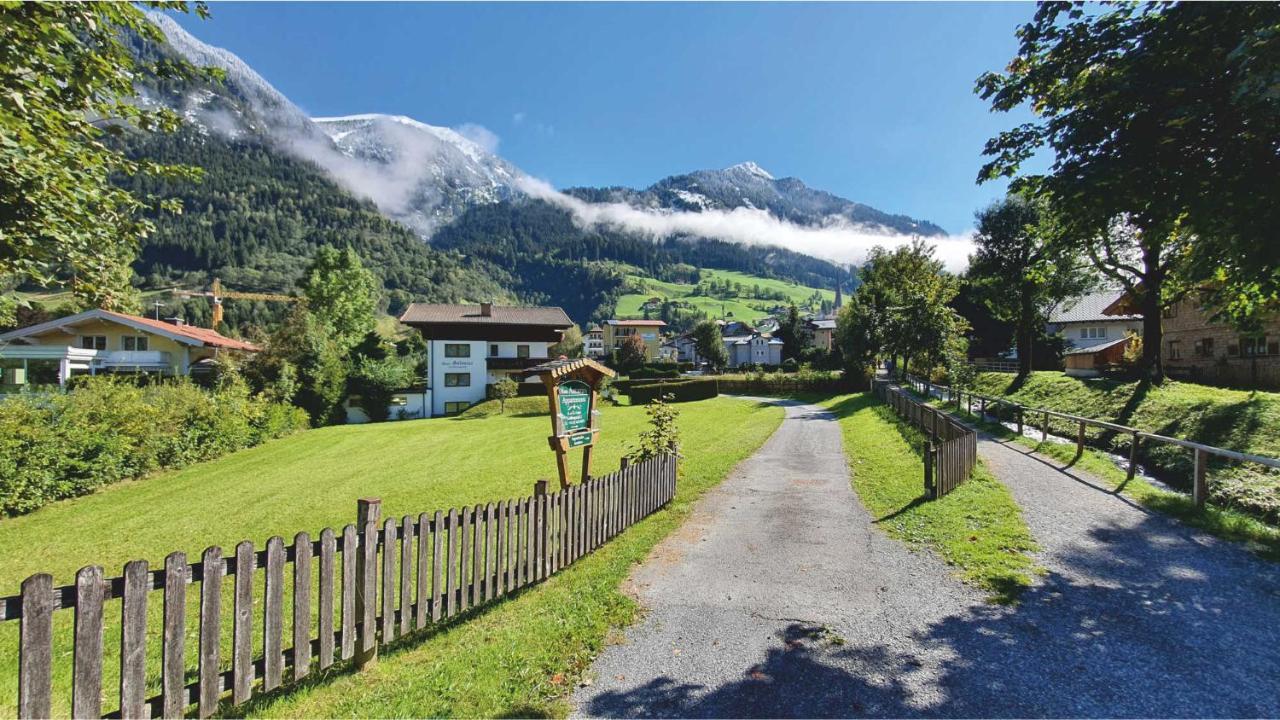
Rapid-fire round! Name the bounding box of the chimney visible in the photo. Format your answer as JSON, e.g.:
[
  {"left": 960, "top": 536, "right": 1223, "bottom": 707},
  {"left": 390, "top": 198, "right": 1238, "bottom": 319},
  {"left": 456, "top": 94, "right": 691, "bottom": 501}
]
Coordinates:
[
  {"left": 166, "top": 316, "right": 186, "bottom": 327},
  {"left": 480, "top": 302, "right": 493, "bottom": 317}
]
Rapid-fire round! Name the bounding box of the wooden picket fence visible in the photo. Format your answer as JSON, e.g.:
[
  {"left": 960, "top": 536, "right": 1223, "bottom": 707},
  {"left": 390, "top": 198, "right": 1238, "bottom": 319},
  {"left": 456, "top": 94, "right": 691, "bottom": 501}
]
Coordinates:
[
  {"left": 872, "top": 378, "right": 977, "bottom": 498},
  {"left": 3, "top": 454, "right": 678, "bottom": 719}
]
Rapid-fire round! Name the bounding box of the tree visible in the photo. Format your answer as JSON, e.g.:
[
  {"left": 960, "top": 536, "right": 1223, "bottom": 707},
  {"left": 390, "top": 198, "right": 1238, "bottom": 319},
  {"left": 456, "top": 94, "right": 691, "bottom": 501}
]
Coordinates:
[
  {"left": 625, "top": 394, "right": 681, "bottom": 464},
  {"left": 690, "top": 320, "right": 729, "bottom": 372},
  {"left": 489, "top": 377, "right": 519, "bottom": 414},
  {"left": 0, "top": 3, "right": 214, "bottom": 311},
  {"left": 977, "top": 2, "right": 1280, "bottom": 378},
  {"left": 244, "top": 305, "right": 347, "bottom": 426},
  {"left": 774, "top": 305, "right": 812, "bottom": 362},
  {"left": 617, "top": 333, "right": 648, "bottom": 373},
  {"left": 551, "top": 325, "right": 584, "bottom": 358},
  {"left": 299, "top": 246, "right": 378, "bottom": 352},
  {"left": 967, "top": 193, "right": 1091, "bottom": 377},
  {"left": 835, "top": 291, "right": 881, "bottom": 377}
]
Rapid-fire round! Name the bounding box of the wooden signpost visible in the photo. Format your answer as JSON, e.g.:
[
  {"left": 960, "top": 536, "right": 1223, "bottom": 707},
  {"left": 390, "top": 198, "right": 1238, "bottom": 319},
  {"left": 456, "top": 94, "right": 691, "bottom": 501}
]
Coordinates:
[{"left": 523, "top": 357, "right": 616, "bottom": 489}]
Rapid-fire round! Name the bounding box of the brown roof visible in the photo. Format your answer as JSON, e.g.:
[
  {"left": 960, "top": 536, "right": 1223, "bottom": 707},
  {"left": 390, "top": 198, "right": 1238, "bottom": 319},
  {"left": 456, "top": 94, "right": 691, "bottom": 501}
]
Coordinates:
[
  {"left": 399, "top": 303, "right": 573, "bottom": 327},
  {"left": 100, "top": 311, "right": 259, "bottom": 351}
]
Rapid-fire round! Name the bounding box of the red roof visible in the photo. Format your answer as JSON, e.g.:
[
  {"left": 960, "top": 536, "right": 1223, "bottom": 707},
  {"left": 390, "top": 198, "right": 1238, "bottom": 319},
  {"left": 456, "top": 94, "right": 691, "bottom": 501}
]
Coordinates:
[{"left": 100, "top": 311, "right": 260, "bottom": 351}]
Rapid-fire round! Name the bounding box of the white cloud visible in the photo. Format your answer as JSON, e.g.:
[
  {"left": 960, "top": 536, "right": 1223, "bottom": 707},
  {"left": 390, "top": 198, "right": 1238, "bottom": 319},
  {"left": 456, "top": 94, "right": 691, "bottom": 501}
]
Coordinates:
[
  {"left": 455, "top": 123, "right": 500, "bottom": 154},
  {"left": 514, "top": 175, "right": 974, "bottom": 272}
]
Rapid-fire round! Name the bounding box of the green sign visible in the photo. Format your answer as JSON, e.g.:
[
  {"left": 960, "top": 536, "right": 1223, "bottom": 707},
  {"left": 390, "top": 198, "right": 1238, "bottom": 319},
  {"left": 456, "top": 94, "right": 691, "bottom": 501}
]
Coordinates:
[
  {"left": 558, "top": 380, "right": 592, "bottom": 433},
  {"left": 568, "top": 431, "right": 594, "bottom": 448}
]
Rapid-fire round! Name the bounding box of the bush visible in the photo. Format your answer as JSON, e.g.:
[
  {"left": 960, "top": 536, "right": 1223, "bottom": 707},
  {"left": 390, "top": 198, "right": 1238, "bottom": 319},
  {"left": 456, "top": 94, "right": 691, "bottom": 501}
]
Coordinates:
[
  {"left": 626, "top": 378, "right": 719, "bottom": 404},
  {"left": 0, "top": 377, "right": 308, "bottom": 516},
  {"left": 628, "top": 366, "right": 680, "bottom": 380}
]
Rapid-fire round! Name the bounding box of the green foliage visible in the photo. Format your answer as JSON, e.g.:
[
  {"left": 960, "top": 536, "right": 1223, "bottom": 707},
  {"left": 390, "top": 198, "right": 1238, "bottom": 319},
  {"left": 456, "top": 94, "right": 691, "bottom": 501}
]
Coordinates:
[
  {"left": 300, "top": 247, "right": 378, "bottom": 352},
  {"left": 625, "top": 378, "right": 719, "bottom": 404},
  {"left": 0, "top": 2, "right": 215, "bottom": 311},
  {"left": 625, "top": 395, "right": 682, "bottom": 463},
  {"left": 245, "top": 306, "right": 348, "bottom": 426},
  {"left": 616, "top": 333, "right": 648, "bottom": 372},
  {"left": 968, "top": 193, "right": 1092, "bottom": 375},
  {"left": 0, "top": 377, "right": 306, "bottom": 516},
  {"left": 977, "top": 2, "right": 1280, "bottom": 370},
  {"left": 349, "top": 355, "right": 414, "bottom": 423},
  {"left": 774, "top": 305, "right": 812, "bottom": 362},
  {"left": 690, "top": 319, "right": 729, "bottom": 371},
  {"left": 550, "top": 324, "right": 584, "bottom": 358},
  {"left": 488, "top": 377, "right": 519, "bottom": 414}
]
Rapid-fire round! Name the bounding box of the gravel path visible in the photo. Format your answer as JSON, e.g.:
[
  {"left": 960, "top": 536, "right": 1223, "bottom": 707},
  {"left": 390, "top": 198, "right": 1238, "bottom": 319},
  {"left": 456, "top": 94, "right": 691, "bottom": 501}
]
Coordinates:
[{"left": 571, "top": 398, "right": 1280, "bottom": 718}]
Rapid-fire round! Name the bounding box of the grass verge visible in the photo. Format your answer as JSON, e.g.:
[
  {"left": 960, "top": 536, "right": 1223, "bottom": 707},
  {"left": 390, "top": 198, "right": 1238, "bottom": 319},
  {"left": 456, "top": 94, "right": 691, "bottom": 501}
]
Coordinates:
[
  {"left": 821, "top": 393, "right": 1041, "bottom": 604},
  {"left": 0, "top": 397, "right": 783, "bottom": 718},
  {"left": 915, "top": 390, "right": 1280, "bottom": 562}
]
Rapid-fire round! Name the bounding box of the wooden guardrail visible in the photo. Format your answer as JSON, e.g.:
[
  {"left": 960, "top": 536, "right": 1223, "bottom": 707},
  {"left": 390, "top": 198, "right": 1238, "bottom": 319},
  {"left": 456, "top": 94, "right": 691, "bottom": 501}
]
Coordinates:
[
  {"left": 872, "top": 379, "right": 977, "bottom": 498},
  {"left": 901, "top": 373, "right": 1280, "bottom": 508},
  {"left": 3, "top": 454, "right": 678, "bottom": 719}
]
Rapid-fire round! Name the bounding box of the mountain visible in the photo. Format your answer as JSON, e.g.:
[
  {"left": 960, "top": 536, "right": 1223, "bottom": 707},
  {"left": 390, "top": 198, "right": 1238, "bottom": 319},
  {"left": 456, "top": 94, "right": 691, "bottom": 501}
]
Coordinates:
[
  {"left": 312, "top": 114, "right": 522, "bottom": 237},
  {"left": 570, "top": 161, "right": 948, "bottom": 237}
]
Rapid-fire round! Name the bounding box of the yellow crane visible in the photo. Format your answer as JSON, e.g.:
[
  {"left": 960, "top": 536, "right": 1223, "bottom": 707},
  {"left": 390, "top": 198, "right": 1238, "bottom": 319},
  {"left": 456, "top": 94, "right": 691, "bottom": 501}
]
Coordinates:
[{"left": 175, "top": 278, "right": 298, "bottom": 329}]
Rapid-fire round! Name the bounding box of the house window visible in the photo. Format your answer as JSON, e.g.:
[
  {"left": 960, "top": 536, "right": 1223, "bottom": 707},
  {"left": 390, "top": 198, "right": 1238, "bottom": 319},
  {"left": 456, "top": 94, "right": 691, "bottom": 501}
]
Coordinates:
[
  {"left": 444, "top": 343, "right": 471, "bottom": 358},
  {"left": 1194, "top": 338, "right": 1214, "bottom": 358},
  {"left": 444, "top": 373, "right": 471, "bottom": 387},
  {"left": 1167, "top": 340, "right": 1182, "bottom": 360},
  {"left": 443, "top": 401, "right": 470, "bottom": 415},
  {"left": 122, "top": 336, "right": 149, "bottom": 351},
  {"left": 517, "top": 344, "right": 530, "bottom": 359},
  {"left": 1078, "top": 327, "right": 1106, "bottom": 340},
  {"left": 489, "top": 344, "right": 499, "bottom": 357},
  {"left": 1241, "top": 336, "right": 1264, "bottom": 357},
  {"left": 80, "top": 336, "right": 107, "bottom": 350},
  {"left": 1163, "top": 304, "right": 1179, "bottom": 319}
]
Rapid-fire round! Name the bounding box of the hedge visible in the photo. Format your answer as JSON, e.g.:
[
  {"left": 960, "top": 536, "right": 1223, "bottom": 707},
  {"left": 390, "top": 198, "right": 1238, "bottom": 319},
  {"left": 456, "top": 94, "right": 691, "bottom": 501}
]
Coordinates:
[
  {"left": 627, "top": 366, "right": 681, "bottom": 380},
  {"left": 625, "top": 378, "right": 720, "bottom": 404},
  {"left": 0, "top": 378, "right": 309, "bottom": 516}
]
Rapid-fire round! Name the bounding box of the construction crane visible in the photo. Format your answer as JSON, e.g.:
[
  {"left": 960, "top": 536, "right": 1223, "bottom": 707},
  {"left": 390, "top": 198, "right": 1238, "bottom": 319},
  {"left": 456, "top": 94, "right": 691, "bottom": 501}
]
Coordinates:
[{"left": 174, "top": 278, "right": 298, "bottom": 328}]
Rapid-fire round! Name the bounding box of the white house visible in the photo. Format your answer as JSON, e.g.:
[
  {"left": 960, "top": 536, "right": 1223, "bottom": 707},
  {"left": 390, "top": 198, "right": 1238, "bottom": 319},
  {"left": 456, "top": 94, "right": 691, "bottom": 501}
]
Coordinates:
[
  {"left": 0, "top": 308, "right": 258, "bottom": 388},
  {"left": 1047, "top": 290, "right": 1143, "bottom": 353},
  {"left": 724, "top": 332, "right": 784, "bottom": 368},
  {"left": 399, "top": 302, "right": 574, "bottom": 417},
  {"left": 584, "top": 324, "right": 605, "bottom": 358}
]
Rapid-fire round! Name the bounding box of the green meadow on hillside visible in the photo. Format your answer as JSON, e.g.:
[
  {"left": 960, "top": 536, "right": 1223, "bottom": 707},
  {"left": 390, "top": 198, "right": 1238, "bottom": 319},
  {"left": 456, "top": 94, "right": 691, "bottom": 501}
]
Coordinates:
[{"left": 614, "top": 269, "right": 835, "bottom": 321}]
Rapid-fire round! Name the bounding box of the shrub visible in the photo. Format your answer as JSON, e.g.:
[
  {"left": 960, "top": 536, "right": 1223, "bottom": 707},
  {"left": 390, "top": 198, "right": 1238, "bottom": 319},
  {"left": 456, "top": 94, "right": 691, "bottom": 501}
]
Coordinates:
[
  {"left": 625, "top": 394, "right": 682, "bottom": 463},
  {"left": 626, "top": 378, "right": 719, "bottom": 404},
  {"left": 0, "top": 377, "right": 308, "bottom": 516},
  {"left": 628, "top": 366, "right": 680, "bottom": 380}
]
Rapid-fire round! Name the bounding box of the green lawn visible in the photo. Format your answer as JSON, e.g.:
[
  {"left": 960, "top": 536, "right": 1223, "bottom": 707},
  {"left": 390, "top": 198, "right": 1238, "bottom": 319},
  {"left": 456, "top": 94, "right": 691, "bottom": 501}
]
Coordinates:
[
  {"left": 914, "top": 390, "right": 1280, "bottom": 561},
  {"left": 0, "top": 397, "right": 784, "bottom": 718},
  {"left": 965, "top": 371, "right": 1280, "bottom": 523},
  {"left": 614, "top": 269, "right": 834, "bottom": 321},
  {"left": 822, "top": 393, "right": 1041, "bottom": 603}
]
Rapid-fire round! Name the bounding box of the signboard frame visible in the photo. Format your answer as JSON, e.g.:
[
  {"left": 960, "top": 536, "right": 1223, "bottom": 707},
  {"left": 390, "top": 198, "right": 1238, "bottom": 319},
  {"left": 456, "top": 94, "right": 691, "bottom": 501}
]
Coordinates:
[{"left": 524, "top": 358, "right": 616, "bottom": 489}]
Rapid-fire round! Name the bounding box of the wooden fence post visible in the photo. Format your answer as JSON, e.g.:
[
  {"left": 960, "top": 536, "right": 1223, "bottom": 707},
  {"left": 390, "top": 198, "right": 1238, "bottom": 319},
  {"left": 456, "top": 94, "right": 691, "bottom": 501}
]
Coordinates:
[
  {"left": 1016, "top": 406, "right": 1024, "bottom": 437},
  {"left": 923, "top": 440, "right": 936, "bottom": 499},
  {"left": 1075, "top": 421, "right": 1086, "bottom": 462},
  {"left": 1127, "top": 432, "right": 1141, "bottom": 482},
  {"left": 73, "top": 566, "right": 105, "bottom": 720},
  {"left": 1193, "top": 448, "right": 1209, "bottom": 508},
  {"left": 18, "top": 574, "right": 53, "bottom": 720},
  {"left": 1042, "top": 411, "right": 1049, "bottom": 442},
  {"left": 355, "top": 498, "right": 381, "bottom": 670}
]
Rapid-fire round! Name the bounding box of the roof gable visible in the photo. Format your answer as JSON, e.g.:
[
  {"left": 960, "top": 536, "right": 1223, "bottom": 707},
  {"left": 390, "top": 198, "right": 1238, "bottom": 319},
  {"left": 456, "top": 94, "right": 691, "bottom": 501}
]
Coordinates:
[
  {"left": 400, "top": 304, "right": 573, "bottom": 327},
  {"left": 0, "top": 309, "right": 258, "bottom": 350}
]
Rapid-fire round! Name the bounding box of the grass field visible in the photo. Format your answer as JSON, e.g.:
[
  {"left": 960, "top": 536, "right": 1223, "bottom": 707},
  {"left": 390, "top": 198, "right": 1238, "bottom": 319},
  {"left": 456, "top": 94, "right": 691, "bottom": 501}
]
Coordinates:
[
  {"left": 0, "top": 397, "right": 784, "bottom": 717},
  {"left": 823, "top": 393, "right": 1041, "bottom": 603},
  {"left": 614, "top": 269, "right": 835, "bottom": 321}
]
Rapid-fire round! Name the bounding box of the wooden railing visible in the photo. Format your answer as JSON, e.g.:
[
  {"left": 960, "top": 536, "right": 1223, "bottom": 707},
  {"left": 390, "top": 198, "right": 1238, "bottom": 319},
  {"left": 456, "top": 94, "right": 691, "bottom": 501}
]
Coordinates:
[
  {"left": 3, "top": 454, "right": 678, "bottom": 719},
  {"left": 872, "top": 379, "right": 977, "bottom": 498},
  {"left": 901, "top": 373, "right": 1280, "bottom": 508}
]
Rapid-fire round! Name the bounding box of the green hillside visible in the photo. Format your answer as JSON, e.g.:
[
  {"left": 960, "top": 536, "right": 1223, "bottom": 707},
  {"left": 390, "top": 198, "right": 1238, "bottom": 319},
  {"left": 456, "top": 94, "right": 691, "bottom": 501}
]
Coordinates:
[{"left": 615, "top": 269, "right": 836, "bottom": 323}]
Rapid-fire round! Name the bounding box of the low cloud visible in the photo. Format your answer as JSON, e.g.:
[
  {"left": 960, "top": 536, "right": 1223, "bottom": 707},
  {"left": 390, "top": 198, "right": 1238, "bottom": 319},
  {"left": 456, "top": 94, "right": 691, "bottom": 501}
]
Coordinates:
[
  {"left": 455, "top": 123, "right": 500, "bottom": 154},
  {"left": 515, "top": 176, "right": 974, "bottom": 272}
]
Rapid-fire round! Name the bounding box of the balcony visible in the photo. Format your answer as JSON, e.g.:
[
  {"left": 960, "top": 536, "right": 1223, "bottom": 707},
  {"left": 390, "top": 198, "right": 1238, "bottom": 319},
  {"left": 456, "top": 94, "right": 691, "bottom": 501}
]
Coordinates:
[
  {"left": 97, "top": 351, "right": 172, "bottom": 369},
  {"left": 486, "top": 356, "right": 548, "bottom": 370}
]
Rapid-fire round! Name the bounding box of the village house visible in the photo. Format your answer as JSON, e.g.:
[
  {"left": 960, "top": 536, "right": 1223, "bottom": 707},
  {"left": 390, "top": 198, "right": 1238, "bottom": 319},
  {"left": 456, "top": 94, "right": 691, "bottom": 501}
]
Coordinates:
[
  {"left": 1105, "top": 290, "right": 1280, "bottom": 389},
  {"left": 584, "top": 324, "right": 605, "bottom": 358},
  {"left": 0, "top": 308, "right": 258, "bottom": 389},
  {"left": 602, "top": 319, "right": 667, "bottom": 361},
  {"left": 399, "top": 302, "right": 574, "bottom": 416},
  {"left": 723, "top": 332, "right": 784, "bottom": 368},
  {"left": 1046, "top": 289, "right": 1143, "bottom": 376},
  {"left": 806, "top": 318, "right": 837, "bottom": 352}
]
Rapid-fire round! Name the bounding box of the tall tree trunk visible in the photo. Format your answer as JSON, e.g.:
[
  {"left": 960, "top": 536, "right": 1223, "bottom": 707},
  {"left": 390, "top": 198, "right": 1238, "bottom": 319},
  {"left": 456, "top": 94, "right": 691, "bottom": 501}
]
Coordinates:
[
  {"left": 1017, "top": 280, "right": 1035, "bottom": 377},
  {"left": 1139, "top": 242, "right": 1166, "bottom": 383}
]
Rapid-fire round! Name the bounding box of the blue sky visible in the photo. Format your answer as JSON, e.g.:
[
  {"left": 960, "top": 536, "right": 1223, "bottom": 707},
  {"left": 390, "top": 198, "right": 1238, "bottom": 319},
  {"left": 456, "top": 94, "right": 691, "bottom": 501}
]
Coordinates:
[{"left": 173, "top": 2, "right": 1038, "bottom": 234}]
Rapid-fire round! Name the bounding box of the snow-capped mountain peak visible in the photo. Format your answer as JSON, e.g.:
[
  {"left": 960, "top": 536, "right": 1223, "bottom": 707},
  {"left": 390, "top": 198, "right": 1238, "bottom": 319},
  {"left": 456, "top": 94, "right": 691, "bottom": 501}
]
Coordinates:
[{"left": 726, "top": 161, "right": 775, "bottom": 180}]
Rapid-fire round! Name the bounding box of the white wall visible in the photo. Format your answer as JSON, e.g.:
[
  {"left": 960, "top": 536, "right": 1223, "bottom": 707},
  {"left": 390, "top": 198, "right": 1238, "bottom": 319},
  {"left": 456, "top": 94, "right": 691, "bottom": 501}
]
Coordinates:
[
  {"left": 345, "top": 390, "right": 430, "bottom": 424},
  {"left": 430, "top": 339, "right": 488, "bottom": 416}
]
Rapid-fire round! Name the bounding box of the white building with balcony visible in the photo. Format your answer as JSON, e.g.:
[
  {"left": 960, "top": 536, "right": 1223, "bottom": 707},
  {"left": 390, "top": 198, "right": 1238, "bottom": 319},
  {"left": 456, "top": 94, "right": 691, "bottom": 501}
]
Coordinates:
[
  {"left": 0, "top": 309, "right": 258, "bottom": 389},
  {"left": 399, "top": 302, "right": 574, "bottom": 416}
]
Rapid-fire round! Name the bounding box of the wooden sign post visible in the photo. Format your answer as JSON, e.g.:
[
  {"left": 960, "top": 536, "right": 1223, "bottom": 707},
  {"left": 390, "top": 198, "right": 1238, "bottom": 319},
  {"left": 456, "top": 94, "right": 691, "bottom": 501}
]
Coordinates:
[{"left": 522, "top": 357, "right": 616, "bottom": 489}]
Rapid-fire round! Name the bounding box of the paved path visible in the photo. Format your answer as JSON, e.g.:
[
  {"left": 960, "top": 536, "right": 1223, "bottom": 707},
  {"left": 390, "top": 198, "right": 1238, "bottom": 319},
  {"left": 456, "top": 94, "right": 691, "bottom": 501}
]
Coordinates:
[{"left": 571, "top": 399, "right": 1280, "bottom": 718}]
